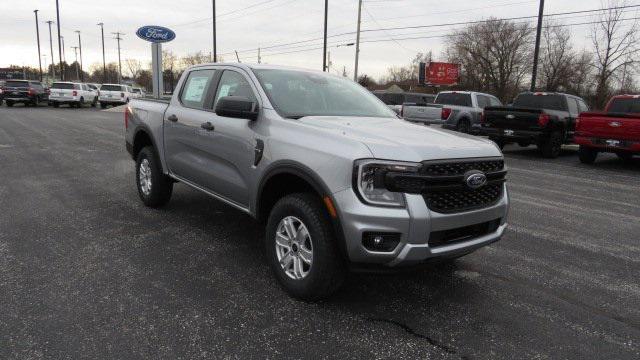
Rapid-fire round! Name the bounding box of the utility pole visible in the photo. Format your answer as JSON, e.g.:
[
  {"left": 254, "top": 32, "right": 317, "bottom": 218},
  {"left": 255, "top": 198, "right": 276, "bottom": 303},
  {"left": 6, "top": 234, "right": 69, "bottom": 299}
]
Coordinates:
[
  {"left": 354, "top": 0, "right": 362, "bottom": 82},
  {"left": 322, "top": 0, "right": 328, "bottom": 71},
  {"left": 98, "top": 23, "right": 106, "bottom": 83},
  {"left": 34, "top": 10, "right": 43, "bottom": 82},
  {"left": 61, "top": 36, "right": 66, "bottom": 62},
  {"left": 55, "top": 0, "right": 64, "bottom": 80},
  {"left": 46, "top": 21, "right": 56, "bottom": 79},
  {"left": 71, "top": 46, "right": 80, "bottom": 80},
  {"left": 212, "top": 0, "right": 217, "bottom": 62},
  {"left": 112, "top": 32, "right": 124, "bottom": 83},
  {"left": 258, "top": 48, "right": 261, "bottom": 64},
  {"left": 530, "top": 0, "right": 545, "bottom": 92},
  {"left": 235, "top": 50, "right": 241, "bottom": 63},
  {"left": 75, "top": 30, "right": 83, "bottom": 81}
]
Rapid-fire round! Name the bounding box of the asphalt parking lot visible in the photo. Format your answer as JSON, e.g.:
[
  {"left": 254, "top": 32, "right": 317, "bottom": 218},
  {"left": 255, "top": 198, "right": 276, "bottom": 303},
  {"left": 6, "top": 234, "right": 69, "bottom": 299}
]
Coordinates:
[{"left": 0, "top": 105, "right": 638, "bottom": 359}]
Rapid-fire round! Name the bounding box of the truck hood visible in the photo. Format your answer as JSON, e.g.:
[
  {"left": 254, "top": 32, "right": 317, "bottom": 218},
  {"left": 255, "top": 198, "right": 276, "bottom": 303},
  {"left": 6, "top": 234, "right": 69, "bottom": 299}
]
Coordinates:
[{"left": 298, "top": 116, "right": 502, "bottom": 162}]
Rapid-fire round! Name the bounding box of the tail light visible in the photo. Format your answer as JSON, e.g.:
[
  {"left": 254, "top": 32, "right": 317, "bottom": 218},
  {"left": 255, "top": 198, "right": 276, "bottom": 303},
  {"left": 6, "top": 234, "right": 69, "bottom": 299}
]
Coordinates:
[
  {"left": 537, "top": 113, "right": 551, "bottom": 127},
  {"left": 120, "top": 92, "right": 125, "bottom": 97},
  {"left": 441, "top": 107, "right": 452, "bottom": 120},
  {"left": 28, "top": 88, "right": 35, "bottom": 96},
  {"left": 124, "top": 106, "right": 131, "bottom": 129},
  {"left": 72, "top": 90, "right": 78, "bottom": 96}
]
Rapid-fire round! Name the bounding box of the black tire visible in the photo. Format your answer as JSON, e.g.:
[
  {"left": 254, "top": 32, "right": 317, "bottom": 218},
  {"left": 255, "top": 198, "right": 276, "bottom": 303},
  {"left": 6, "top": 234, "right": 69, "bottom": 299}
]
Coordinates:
[
  {"left": 517, "top": 141, "right": 530, "bottom": 147},
  {"left": 578, "top": 145, "right": 598, "bottom": 164},
  {"left": 135, "top": 146, "right": 173, "bottom": 207},
  {"left": 53, "top": 102, "right": 60, "bottom": 108},
  {"left": 100, "top": 103, "right": 107, "bottom": 109},
  {"left": 538, "top": 130, "right": 562, "bottom": 158},
  {"left": 6, "top": 101, "right": 14, "bottom": 107},
  {"left": 616, "top": 152, "right": 633, "bottom": 162},
  {"left": 456, "top": 119, "right": 470, "bottom": 133},
  {"left": 91, "top": 97, "right": 97, "bottom": 107},
  {"left": 79, "top": 97, "right": 85, "bottom": 108},
  {"left": 32, "top": 97, "right": 39, "bottom": 107},
  {"left": 265, "top": 193, "right": 346, "bottom": 301}
]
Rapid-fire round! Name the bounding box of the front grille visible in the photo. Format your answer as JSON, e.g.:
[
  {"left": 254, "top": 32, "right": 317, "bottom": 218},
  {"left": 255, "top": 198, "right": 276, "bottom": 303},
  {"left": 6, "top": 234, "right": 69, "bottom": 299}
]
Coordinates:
[
  {"left": 424, "top": 183, "right": 503, "bottom": 213},
  {"left": 421, "top": 159, "right": 504, "bottom": 176},
  {"left": 429, "top": 219, "right": 501, "bottom": 247},
  {"left": 420, "top": 158, "right": 506, "bottom": 213}
]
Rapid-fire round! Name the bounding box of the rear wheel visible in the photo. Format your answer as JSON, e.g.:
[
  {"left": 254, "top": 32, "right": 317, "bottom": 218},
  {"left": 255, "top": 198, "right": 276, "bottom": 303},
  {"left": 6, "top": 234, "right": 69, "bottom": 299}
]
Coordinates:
[
  {"left": 135, "top": 146, "right": 173, "bottom": 207},
  {"left": 578, "top": 145, "right": 598, "bottom": 164},
  {"left": 31, "top": 97, "right": 39, "bottom": 107},
  {"left": 265, "top": 193, "right": 345, "bottom": 301},
  {"left": 100, "top": 102, "right": 107, "bottom": 109},
  {"left": 538, "top": 130, "right": 562, "bottom": 158},
  {"left": 6, "top": 101, "right": 14, "bottom": 107},
  {"left": 91, "top": 97, "right": 97, "bottom": 107},
  {"left": 616, "top": 152, "right": 633, "bottom": 162},
  {"left": 456, "top": 119, "right": 470, "bottom": 133},
  {"left": 53, "top": 102, "right": 60, "bottom": 108},
  {"left": 517, "top": 141, "right": 530, "bottom": 147}
]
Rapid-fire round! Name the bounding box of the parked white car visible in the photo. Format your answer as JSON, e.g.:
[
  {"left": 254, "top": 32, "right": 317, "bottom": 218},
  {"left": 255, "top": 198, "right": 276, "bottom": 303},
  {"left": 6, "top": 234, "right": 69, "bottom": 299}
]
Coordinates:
[
  {"left": 99, "top": 84, "right": 133, "bottom": 108},
  {"left": 131, "top": 88, "right": 146, "bottom": 98},
  {"left": 48, "top": 82, "right": 98, "bottom": 108}
]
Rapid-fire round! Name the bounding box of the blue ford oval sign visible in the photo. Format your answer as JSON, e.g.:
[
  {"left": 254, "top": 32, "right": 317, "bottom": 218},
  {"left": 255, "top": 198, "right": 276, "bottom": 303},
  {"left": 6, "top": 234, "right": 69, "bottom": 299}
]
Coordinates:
[{"left": 136, "top": 25, "right": 176, "bottom": 43}]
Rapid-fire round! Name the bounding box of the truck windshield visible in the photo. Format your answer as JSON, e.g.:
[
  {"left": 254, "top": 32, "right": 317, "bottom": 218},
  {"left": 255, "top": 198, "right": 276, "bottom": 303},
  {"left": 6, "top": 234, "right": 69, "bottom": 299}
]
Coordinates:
[
  {"left": 435, "top": 93, "right": 472, "bottom": 107},
  {"left": 253, "top": 69, "right": 395, "bottom": 119},
  {"left": 51, "top": 83, "right": 75, "bottom": 89},
  {"left": 607, "top": 98, "right": 640, "bottom": 113},
  {"left": 513, "top": 94, "right": 566, "bottom": 111}
]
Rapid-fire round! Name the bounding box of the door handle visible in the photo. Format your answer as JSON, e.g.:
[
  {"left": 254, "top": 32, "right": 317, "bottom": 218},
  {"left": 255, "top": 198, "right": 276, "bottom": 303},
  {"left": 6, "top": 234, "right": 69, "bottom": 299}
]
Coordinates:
[
  {"left": 167, "top": 114, "right": 178, "bottom": 122},
  {"left": 200, "top": 121, "right": 215, "bottom": 131}
]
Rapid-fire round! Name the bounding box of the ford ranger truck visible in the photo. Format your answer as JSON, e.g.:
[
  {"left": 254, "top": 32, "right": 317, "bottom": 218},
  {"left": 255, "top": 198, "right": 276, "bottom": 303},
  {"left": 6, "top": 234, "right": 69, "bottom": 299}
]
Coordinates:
[
  {"left": 575, "top": 95, "right": 640, "bottom": 164},
  {"left": 481, "top": 92, "right": 589, "bottom": 158},
  {"left": 125, "top": 64, "right": 509, "bottom": 301}
]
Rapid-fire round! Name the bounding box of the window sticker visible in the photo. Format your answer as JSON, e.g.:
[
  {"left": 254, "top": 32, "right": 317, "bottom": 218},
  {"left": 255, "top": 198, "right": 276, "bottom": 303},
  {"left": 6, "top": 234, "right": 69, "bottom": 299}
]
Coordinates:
[{"left": 184, "top": 76, "right": 209, "bottom": 102}]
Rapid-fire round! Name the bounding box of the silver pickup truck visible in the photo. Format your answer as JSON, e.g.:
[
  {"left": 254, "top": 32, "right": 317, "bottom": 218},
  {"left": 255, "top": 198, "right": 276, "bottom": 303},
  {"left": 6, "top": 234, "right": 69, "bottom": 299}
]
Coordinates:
[{"left": 125, "top": 63, "right": 509, "bottom": 301}]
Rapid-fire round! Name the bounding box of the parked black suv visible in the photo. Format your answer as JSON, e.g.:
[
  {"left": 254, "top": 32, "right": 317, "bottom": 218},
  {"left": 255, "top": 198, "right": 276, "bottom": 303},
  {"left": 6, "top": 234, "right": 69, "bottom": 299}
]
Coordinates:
[
  {"left": 480, "top": 92, "right": 589, "bottom": 158},
  {"left": 2, "top": 80, "right": 48, "bottom": 107}
]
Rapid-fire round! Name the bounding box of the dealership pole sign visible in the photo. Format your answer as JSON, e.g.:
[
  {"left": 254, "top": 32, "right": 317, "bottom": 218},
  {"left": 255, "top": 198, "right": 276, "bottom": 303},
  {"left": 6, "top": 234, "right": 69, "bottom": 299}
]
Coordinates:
[
  {"left": 419, "top": 62, "right": 460, "bottom": 86},
  {"left": 137, "top": 25, "right": 176, "bottom": 99}
]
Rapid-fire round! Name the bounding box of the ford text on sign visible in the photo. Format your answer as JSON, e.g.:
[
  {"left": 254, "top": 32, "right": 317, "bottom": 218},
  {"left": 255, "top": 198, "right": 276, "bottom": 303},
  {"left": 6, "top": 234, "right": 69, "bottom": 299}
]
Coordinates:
[{"left": 136, "top": 25, "right": 176, "bottom": 43}]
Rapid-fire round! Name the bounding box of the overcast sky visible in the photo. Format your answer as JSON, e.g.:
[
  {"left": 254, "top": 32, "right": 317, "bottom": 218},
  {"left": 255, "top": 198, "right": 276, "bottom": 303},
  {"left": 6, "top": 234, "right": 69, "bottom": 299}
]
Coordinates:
[{"left": 0, "top": 0, "right": 627, "bottom": 79}]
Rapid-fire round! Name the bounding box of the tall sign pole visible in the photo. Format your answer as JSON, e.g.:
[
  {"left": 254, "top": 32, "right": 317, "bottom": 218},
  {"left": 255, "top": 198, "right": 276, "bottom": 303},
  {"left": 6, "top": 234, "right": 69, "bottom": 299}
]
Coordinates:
[
  {"left": 353, "top": 0, "right": 362, "bottom": 82},
  {"left": 322, "top": 0, "right": 328, "bottom": 71},
  {"left": 530, "top": 0, "right": 545, "bottom": 92},
  {"left": 46, "top": 21, "right": 56, "bottom": 79},
  {"left": 137, "top": 25, "right": 175, "bottom": 98},
  {"left": 55, "top": 0, "right": 64, "bottom": 80},
  {"left": 75, "top": 30, "right": 84, "bottom": 81},
  {"left": 98, "top": 23, "right": 107, "bottom": 83},
  {"left": 34, "top": 10, "right": 43, "bottom": 82},
  {"left": 212, "top": 0, "right": 217, "bottom": 62}
]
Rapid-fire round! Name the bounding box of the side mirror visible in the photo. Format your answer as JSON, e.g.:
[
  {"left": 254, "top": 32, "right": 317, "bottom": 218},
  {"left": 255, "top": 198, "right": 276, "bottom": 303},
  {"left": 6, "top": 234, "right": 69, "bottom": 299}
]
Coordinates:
[{"left": 215, "top": 96, "right": 259, "bottom": 121}]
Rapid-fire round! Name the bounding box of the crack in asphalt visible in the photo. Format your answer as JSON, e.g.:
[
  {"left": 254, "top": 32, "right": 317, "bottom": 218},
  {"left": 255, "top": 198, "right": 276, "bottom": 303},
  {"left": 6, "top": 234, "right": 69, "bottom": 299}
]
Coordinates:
[{"left": 366, "top": 317, "right": 460, "bottom": 356}]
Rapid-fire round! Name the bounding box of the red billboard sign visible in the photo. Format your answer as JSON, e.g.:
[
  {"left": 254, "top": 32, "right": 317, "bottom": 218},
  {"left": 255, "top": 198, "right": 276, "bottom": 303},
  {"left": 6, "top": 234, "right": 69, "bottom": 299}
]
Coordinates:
[{"left": 421, "top": 62, "right": 460, "bottom": 86}]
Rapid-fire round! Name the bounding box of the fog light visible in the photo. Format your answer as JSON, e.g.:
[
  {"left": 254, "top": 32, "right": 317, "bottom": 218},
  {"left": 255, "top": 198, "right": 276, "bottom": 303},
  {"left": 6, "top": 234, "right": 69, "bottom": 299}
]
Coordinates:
[{"left": 362, "top": 232, "right": 401, "bottom": 252}]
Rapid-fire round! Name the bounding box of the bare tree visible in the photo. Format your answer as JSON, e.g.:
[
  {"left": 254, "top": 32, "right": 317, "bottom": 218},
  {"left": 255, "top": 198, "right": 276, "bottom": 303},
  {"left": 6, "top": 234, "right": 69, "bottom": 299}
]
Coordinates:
[
  {"left": 181, "top": 51, "right": 210, "bottom": 68},
  {"left": 539, "top": 22, "right": 574, "bottom": 91},
  {"left": 446, "top": 18, "right": 533, "bottom": 102},
  {"left": 125, "top": 58, "right": 143, "bottom": 79},
  {"left": 591, "top": 0, "right": 639, "bottom": 108},
  {"left": 565, "top": 50, "right": 594, "bottom": 99}
]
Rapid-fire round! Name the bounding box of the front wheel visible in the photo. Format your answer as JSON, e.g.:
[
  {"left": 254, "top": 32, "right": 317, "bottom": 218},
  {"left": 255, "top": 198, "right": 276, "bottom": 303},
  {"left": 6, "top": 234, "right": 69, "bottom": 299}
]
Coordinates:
[
  {"left": 265, "top": 193, "right": 345, "bottom": 301},
  {"left": 578, "top": 145, "right": 598, "bottom": 164},
  {"left": 135, "top": 146, "right": 173, "bottom": 207}
]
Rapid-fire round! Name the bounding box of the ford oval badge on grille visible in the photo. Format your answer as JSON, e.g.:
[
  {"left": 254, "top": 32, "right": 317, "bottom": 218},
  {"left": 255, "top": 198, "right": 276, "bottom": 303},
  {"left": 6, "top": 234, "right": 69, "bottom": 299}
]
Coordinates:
[{"left": 464, "top": 171, "right": 487, "bottom": 189}]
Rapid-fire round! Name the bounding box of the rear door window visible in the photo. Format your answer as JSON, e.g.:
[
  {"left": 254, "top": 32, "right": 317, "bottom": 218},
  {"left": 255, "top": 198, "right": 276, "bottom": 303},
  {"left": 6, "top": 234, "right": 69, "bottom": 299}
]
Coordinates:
[
  {"left": 180, "top": 69, "right": 216, "bottom": 109},
  {"left": 577, "top": 100, "right": 589, "bottom": 112},
  {"left": 476, "top": 95, "right": 491, "bottom": 108},
  {"left": 567, "top": 98, "right": 579, "bottom": 116},
  {"left": 435, "top": 93, "right": 472, "bottom": 107}
]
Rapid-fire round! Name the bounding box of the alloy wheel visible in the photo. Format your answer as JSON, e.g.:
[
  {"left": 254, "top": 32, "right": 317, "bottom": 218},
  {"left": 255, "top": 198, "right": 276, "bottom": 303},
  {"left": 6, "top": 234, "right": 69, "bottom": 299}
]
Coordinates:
[{"left": 275, "top": 216, "right": 313, "bottom": 280}]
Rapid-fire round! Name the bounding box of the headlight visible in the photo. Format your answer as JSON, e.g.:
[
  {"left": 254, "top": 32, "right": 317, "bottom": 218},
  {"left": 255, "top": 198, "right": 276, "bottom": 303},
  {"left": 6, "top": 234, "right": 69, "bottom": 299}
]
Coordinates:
[{"left": 354, "top": 159, "right": 421, "bottom": 207}]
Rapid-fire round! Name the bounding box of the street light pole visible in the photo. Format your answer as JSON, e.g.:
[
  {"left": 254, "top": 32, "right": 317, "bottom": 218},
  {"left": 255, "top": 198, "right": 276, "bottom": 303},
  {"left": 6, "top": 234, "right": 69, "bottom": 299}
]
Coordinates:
[
  {"left": 34, "top": 10, "right": 43, "bottom": 82},
  {"left": 322, "top": 0, "right": 328, "bottom": 71},
  {"left": 75, "top": 30, "right": 83, "bottom": 81},
  {"left": 530, "top": 0, "right": 545, "bottom": 92},
  {"left": 46, "top": 20, "right": 56, "bottom": 79},
  {"left": 98, "top": 23, "right": 106, "bottom": 83},
  {"left": 212, "top": 0, "right": 217, "bottom": 62},
  {"left": 112, "top": 32, "right": 124, "bottom": 83},
  {"left": 55, "top": 0, "right": 64, "bottom": 80},
  {"left": 353, "top": 0, "right": 362, "bottom": 82},
  {"left": 71, "top": 46, "right": 80, "bottom": 80}
]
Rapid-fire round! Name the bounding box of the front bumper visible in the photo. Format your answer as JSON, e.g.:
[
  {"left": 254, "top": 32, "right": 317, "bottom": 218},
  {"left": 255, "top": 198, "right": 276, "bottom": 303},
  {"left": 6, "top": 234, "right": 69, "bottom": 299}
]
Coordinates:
[{"left": 333, "top": 183, "right": 509, "bottom": 267}]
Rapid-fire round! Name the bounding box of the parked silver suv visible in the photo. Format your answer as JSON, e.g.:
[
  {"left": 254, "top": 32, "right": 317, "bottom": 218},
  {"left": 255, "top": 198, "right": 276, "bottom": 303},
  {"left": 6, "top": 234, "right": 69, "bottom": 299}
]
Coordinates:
[{"left": 125, "top": 64, "right": 509, "bottom": 300}]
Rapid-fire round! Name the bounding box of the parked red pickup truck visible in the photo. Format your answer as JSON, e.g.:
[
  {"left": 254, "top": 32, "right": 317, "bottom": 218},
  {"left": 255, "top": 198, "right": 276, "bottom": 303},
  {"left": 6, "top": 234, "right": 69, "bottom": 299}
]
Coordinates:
[{"left": 575, "top": 95, "right": 640, "bottom": 164}]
